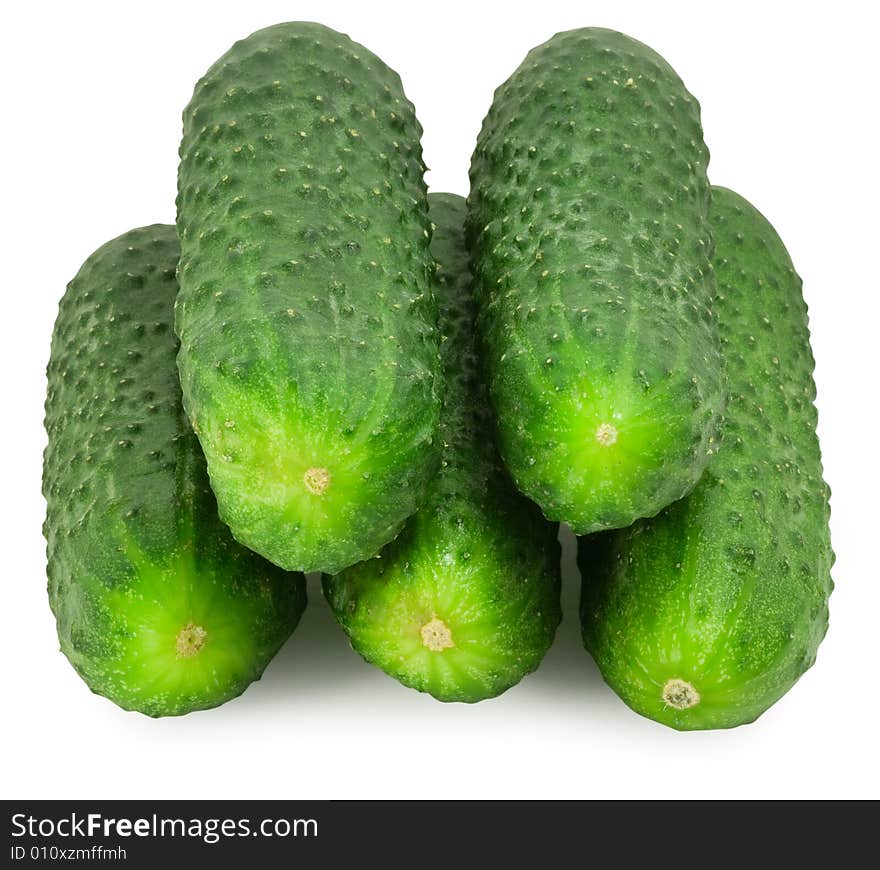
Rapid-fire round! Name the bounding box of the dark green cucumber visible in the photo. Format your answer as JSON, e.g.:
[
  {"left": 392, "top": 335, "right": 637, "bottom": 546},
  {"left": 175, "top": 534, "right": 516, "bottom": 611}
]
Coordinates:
[
  {"left": 580, "top": 187, "right": 833, "bottom": 730},
  {"left": 324, "top": 193, "right": 561, "bottom": 702},
  {"left": 467, "top": 27, "right": 723, "bottom": 533},
  {"left": 176, "top": 22, "right": 442, "bottom": 574},
  {"left": 43, "top": 226, "right": 306, "bottom": 717}
]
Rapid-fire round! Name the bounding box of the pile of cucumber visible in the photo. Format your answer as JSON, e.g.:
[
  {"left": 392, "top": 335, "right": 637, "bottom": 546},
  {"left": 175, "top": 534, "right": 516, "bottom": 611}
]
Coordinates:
[{"left": 43, "top": 23, "right": 832, "bottom": 729}]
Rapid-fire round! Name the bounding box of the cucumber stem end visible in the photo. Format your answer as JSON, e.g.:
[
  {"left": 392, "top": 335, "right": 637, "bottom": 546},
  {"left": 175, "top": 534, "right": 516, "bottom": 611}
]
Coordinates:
[
  {"left": 175, "top": 623, "right": 207, "bottom": 659},
  {"left": 595, "top": 422, "right": 618, "bottom": 446},
  {"left": 303, "top": 467, "right": 331, "bottom": 495},
  {"left": 421, "top": 617, "right": 454, "bottom": 652},
  {"left": 662, "top": 678, "right": 700, "bottom": 710}
]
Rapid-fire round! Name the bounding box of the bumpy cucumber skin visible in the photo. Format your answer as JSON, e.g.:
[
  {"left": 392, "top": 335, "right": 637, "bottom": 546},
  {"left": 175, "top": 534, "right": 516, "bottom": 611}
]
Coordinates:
[
  {"left": 580, "top": 187, "right": 833, "bottom": 730},
  {"left": 176, "top": 22, "right": 442, "bottom": 574},
  {"left": 43, "top": 226, "right": 306, "bottom": 717},
  {"left": 324, "top": 194, "right": 561, "bottom": 702},
  {"left": 467, "top": 28, "right": 723, "bottom": 533}
]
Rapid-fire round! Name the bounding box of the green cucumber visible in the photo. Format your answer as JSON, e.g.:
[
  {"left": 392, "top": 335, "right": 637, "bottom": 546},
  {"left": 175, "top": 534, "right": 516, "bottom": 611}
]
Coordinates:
[
  {"left": 176, "top": 22, "right": 442, "bottom": 574},
  {"left": 324, "top": 193, "right": 561, "bottom": 702},
  {"left": 580, "top": 187, "right": 833, "bottom": 730},
  {"left": 43, "top": 226, "right": 306, "bottom": 717},
  {"left": 467, "top": 27, "right": 723, "bottom": 533}
]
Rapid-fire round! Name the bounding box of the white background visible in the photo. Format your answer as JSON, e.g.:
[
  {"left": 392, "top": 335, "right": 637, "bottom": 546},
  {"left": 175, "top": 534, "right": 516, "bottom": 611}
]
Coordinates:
[{"left": 3, "top": 0, "right": 878, "bottom": 799}]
